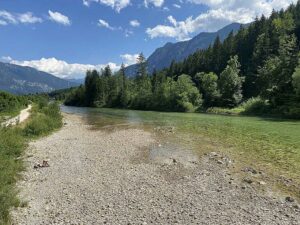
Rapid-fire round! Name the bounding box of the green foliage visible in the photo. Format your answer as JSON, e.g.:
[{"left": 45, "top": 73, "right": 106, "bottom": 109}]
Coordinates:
[
  {"left": 292, "top": 59, "right": 300, "bottom": 96},
  {"left": 0, "top": 91, "right": 28, "bottom": 115},
  {"left": 219, "top": 56, "right": 244, "bottom": 107},
  {"left": 240, "top": 97, "right": 270, "bottom": 115},
  {"left": 196, "top": 72, "right": 220, "bottom": 107},
  {"left": 172, "top": 74, "right": 202, "bottom": 112},
  {"left": 24, "top": 103, "right": 62, "bottom": 137}
]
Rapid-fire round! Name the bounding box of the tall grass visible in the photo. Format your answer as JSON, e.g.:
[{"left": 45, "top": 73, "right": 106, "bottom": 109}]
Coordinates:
[{"left": 0, "top": 102, "right": 62, "bottom": 224}]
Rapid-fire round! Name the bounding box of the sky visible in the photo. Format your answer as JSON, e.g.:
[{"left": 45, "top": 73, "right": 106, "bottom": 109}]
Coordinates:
[{"left": 0, "top": 0, "right": 297, "bottom": 79}]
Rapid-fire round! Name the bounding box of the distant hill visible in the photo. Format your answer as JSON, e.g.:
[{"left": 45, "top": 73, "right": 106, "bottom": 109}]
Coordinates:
[
  {"left": 0, "top": 62, "right": 78, "bottom": 94},
  {"left": 125, "top": 23, "right": 243, "bottom": 76}
]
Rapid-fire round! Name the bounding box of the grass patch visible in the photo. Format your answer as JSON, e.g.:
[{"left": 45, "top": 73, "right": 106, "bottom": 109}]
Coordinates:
[{"left": 0, "top": 102, "right": 62, "bottom": 224}]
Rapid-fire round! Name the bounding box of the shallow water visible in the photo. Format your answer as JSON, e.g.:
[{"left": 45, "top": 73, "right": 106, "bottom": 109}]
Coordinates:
[
  {"left": 61, "top": 106, "right": 300, "bottom": 172},
  {"left": 61, "top": 105, "right": 202, "bottom": 165}
]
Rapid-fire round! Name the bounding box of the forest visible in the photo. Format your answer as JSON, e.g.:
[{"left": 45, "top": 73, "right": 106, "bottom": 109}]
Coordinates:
[{"left": 65, "top": 2, "right": 300, "bottom": 118}]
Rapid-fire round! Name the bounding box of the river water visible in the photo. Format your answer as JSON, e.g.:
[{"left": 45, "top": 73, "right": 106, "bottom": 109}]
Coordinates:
[{"left": 61, "top": 105, "right": 201, "bottom": 165}]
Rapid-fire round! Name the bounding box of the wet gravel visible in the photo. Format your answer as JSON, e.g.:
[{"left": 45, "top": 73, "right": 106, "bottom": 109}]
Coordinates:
[{"left": 11, "top": 113, "right": 300, "bottom": 225}]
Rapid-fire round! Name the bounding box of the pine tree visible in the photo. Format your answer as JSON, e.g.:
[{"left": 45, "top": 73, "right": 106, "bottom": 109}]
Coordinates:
[{"left": 119, "top": 63, "right": 129, "bottom": 107}]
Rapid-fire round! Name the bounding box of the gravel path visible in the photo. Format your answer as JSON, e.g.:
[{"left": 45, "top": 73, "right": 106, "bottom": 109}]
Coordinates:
[
  {"left": 1, "top": 105, "right": 32, "bottom": 127},
  {"left": 11, "top": 113, "right": 300, "bottom": 225}
]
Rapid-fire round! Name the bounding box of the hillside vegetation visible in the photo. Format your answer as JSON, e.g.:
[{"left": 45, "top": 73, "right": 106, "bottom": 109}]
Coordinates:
[{"left": 0, "top": 92, "right": 28, "bottom": 122}]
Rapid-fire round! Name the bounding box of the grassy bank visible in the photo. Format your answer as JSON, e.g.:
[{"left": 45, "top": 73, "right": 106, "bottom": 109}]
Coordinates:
[{"left": 0, "top": 102, "right": 62, "bottom": 225}]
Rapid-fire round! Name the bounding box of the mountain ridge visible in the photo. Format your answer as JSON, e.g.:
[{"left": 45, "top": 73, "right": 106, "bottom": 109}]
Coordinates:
[
  {"left": 0, "top": 62, "right": 78, "bottom": 94},
  {"left": 125, "top": 23, "right": 243, "bottom": 76}
]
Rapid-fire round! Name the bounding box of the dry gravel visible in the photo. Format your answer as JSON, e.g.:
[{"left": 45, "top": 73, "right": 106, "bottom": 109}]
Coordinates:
[{"left": 11, "top": 113, "right": 300, "bottom": 225}]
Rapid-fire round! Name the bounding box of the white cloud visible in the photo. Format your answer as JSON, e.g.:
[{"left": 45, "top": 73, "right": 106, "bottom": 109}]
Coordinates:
[
  {"left": 1, "top": 56, "right": 13, "bottom": 62},
  {"left": 4, "top": 57, "right": 120, "bottom": 79},
  {"left": 130, "top": 20, "right": 140, "bottom": 27},
  {"left": 120, "top": 54, "right": 139, "bottom": 65},
  {"left": 98, "top": 19, "right": 116, "bottom": 30},
  {"left": 147, "top": 0, "right": 298, "bottom": 41},
  {"left": 0, "top": 10, "right": 42, "bottom": 25},
  {"left": 48, "top": 10, "right": 71, "bottom": 26},
  {"left": 0, "top": 20, "right": 7, "bottom": 26},
  {"left": 125, "top": 29, "right": 134, "bottom": 37},
  {"left": 144, "top": 0, "right": 164, "bottom": 8},
  {"left": 83, "top": 0, "right": 131, "bottom": 12},
  {"left": 173, "top": 4, "right": 181, "bottom": 9}
]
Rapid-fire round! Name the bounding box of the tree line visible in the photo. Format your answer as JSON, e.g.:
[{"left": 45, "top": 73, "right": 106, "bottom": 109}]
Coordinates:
[{"left": 65, "top": 2, "right": 300, "bottom": 117}]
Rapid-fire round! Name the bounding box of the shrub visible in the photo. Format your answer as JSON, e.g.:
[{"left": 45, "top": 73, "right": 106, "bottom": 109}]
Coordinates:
[
  {"left": 24, "top": 103, "right": 62, "bottom": 137},
  {"left": 240, "top": 97, "right": 270, "bottom": 115}
]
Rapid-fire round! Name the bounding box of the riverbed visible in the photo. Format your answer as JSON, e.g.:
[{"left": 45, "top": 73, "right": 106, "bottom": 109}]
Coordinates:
[{"left": 11, "top": 106, "right": 300, "bottom": 224}]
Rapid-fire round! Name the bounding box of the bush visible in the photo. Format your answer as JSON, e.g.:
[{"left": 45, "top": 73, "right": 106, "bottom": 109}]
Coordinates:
[
  {"left": 24, "top": 103, "right": 62, "bottom": 137},
  {"left": 240, "top": 97, "right": 270, "bottom": 115}
]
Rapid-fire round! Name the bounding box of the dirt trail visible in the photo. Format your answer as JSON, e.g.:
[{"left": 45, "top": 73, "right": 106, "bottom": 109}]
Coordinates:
[
  {"left": 1, "top": 105, "right": 32, "bottom": 127},
  {"left": 11, "top": 113, "right": 300, "bottom": 225}
]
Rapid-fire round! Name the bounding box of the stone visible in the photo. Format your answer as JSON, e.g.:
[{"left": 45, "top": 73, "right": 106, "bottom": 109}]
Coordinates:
[{"left": 285, "top": 197, "right": 295, "bottom": 203}]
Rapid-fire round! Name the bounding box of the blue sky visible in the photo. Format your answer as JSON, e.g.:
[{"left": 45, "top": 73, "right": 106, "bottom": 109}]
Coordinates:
[{"left": 0, "top": 0, "right": 297, "bottom": 78}]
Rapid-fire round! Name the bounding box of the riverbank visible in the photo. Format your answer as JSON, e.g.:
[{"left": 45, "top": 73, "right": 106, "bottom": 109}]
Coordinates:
[
  {"left": 0, "top": 103, "right": 62, "bottom": 225},
  {"left": 11, "top": 112, "right": 300, "bottom": 224}
]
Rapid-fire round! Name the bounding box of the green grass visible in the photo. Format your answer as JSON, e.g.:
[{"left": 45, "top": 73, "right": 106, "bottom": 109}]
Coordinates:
[
  {"left": 71, "top": 107, "right": 300, "bottom": 197},
  {"left": 0, "top": 102, "right": 62, "bottom": 225}
]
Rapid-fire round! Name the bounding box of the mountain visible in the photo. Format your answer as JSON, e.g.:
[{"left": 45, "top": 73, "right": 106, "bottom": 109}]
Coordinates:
[
  {"left": 66, "top": 78, "right": 85, "bottom": 85},
  {"left": 0, "top": 62, "right": 78, "bottom": 94},
  {"left": 125, "top": 23, "right": 243, "bottom": 76}
]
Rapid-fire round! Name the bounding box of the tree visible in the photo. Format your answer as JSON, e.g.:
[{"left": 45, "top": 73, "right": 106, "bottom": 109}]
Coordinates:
[
  {"left": 84, "top": 70, "right": 100, "bottom": 107},
  {"left": 119, "top": 63, "right": 129, "bottom": 107},
  {"left": 219, "top": 56, "right": 244, "bottom": 107},
  {"left": 292, "top": 58, "right": 300, "bottom": 96},
  {"left": 196, "top": 72, "right": 220, "bottom": 107},
  {"left": 132, "top": 53, "right": 152, "bottom": 109},
  {"left": 136, "top": 53, "right": 147, "bottom": 78},
  {"left": 103, "top": 65, "right": 112, "bottom": 77},
  {"left": 172, "top": 74, "right": 203, "bottom": 112}
]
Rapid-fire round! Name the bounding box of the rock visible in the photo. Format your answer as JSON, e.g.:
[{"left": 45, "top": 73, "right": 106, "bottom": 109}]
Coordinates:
[
  {"left": 243, "top": 178, "right": 253, "bottom": 184},
  {"left": 259, "top": 181, "right": 266, "bottom": 185},
  {"left": 285, "top": 197, "right": 295, "bottom": 203},
  {"left": 217, "top": 160, "right": 223, "bottom": 165},
  {"left": 172, "top": 158, "right": 177, "bottom": 164},
  {"left": 242, "top": 167, "right": 258, "bottom": 175}
]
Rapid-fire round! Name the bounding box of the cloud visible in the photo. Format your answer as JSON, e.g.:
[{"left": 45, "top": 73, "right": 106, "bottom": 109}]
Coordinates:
[
  {"left": 146, "top": 0, "right": 298, "bottom": 41},
  {"left": 48, "top": 10, "right": 71, "bottom": 26},
  {"left": 144, "top": 0, "right": 164, "bottom": 8},
  {"left": 130, "top": 20, "right": 140, "bottom": 27},
  {"left": 0, "top": 20, "right": 8, "bottom": 26},
  {"left": 173, "top": 4, "right": 181, "bottom": 9},
  {"left": 4, "top": 57, "right": 120, "bottom": 79},
  {"left": 98, "top": 19, "right": 116, "bottom": 30},
  {"left": 0, "top": 10, "right": 42, "bottom": 25},
  {"left": 1, "top": 56, "right": 13, "bottom": 62},
  {"left": 120, "top": 54, "right": 139, "bottom": 65},
  {"left": 124, "top": 29, "right": 134, "bottom": 37},
  {"left": 83, "top": 0, "right": 131, "bottom": 12}
]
